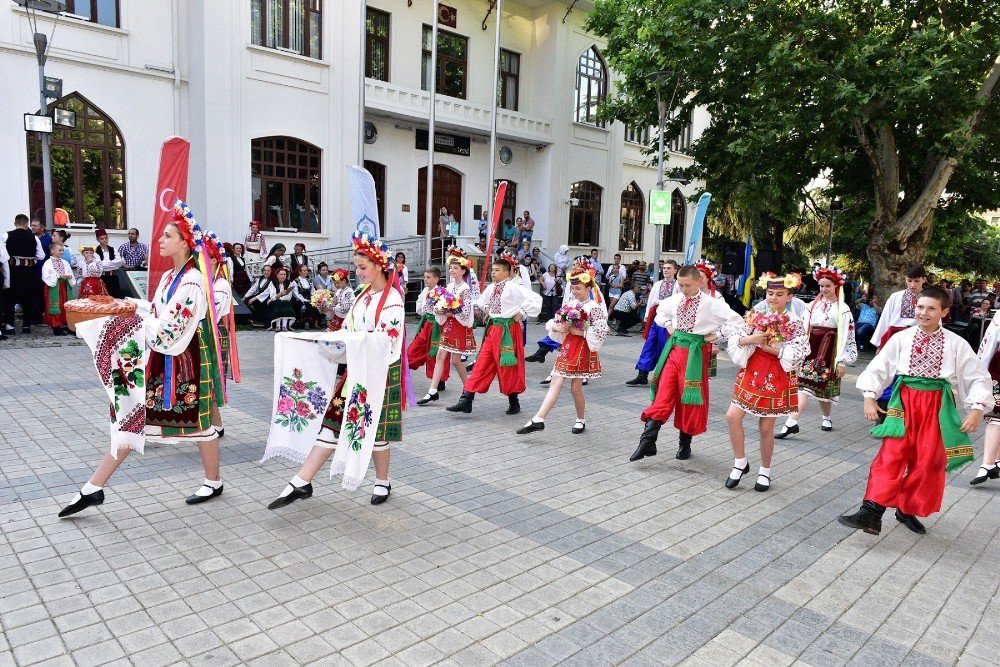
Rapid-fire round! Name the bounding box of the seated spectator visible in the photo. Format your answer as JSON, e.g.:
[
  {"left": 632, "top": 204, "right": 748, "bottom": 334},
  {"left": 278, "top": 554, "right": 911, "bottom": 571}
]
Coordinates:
[
  {"left": 969, "top": 279, "right": 990, "bottom": 308},
  {"left": 609, "top": 283, "right": 643, "bottom": 335},
  {"left": 855, "top": 293, "right": 881, "bottom": 353},
  {"left": 517, "top": 239, "right": 532, "bottom": 263},
  {"left": 502, "top": 219, "right": 516, "bottom": 245}
]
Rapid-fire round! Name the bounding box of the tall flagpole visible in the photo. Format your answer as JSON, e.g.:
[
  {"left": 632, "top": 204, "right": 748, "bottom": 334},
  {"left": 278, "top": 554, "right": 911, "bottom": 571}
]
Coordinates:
[
  {"left": 424, "top": 1, "right": 440, "bottom": 266},
  {"left": 486, "top": 0, "right": 503, "bottom": 244},
  {"left": 358, "top": 0, "right": 366, "bottom": 165}
]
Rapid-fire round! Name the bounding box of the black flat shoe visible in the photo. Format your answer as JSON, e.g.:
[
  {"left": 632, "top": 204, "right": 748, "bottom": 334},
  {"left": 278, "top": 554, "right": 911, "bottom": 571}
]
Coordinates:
[
  {"left": 970, "top": 465, "right": 1000, "bottom": 485},
  {"left": 416, "top": 392, "right": 439, "bottom": 405},
  {"left": 371, "top": 483, "right": 391, "bottom": 505},
  {"left": 186, "top": 484, "right": 223, "bottom": 505},
  {"left": 821, "top": 420, "right": 833, "bottom": 432},
  {"left": 754, "top": 474, "right": 771, "bottom": 492},
  {"left": 465, "top": 363, "right": 475, "bottom": 372},
  {"left": 214, "top": 427, "right": 224, "bottom": 438},
  {"left": 572, "top": 421, "right": 586, "bottom": 434},
  {"left": 774, "top": 424, "right": 798, "bottom": 439},
  {"left": 539, "top": 376, "right": 551, "bottom": 385},
  {"left": 438, "top": 382, "right": 446, "bottom": 392},
  {"left": 725, "top": 463, "right": 751, "bottom": 489},
  {"left": 268, "top": 483, "right": 313, "bottom": 509},
  {"left": 58, "top": 489, "right": 105, "bottom": 517},
  {"left": 895, "top": 510, "right": 926, "bottom": 534},
  {"left": 516, "top": 420, "right": 545, "bottom": 435}
]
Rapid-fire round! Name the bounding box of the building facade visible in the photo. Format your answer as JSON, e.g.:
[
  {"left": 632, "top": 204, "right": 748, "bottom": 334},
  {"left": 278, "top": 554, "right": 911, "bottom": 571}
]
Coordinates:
[{"left": 1, "top": 0, "right": 706, "bottom": 264}]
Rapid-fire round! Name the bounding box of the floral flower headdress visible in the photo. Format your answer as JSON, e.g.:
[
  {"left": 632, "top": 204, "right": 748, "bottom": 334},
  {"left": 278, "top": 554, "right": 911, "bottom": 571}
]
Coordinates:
[
  {"left": 496, "top": 250, "right": 518, "bottom": 269},
  {"left": 567, "top": 260, "right": 603, "bottom": 302},
  {"left": 202, "top": 230, "right": 226, "bottom": 266},
  {"left": 78, "top": 244, "right": 96, "bottom": 254},
  {"left": 813, "top": 265, "right": 846, "bottom": 287},
  {"left": 693, "top": 258, "right": 718, "bottom": 282},
  {"left": 172, "top": 200, "right": 204, "bottom": 253},
  {"left": 351, "top": 231, "right": 391, "bottom": 271},
  {"left": 757, "top": 271, "right": 802, "bottom": 290},
  {"left": 447, "top": 245, "right": 472, "bottom": 268},
  {"left": 331, "top": 268, "right": 350, "bottom": 283}
]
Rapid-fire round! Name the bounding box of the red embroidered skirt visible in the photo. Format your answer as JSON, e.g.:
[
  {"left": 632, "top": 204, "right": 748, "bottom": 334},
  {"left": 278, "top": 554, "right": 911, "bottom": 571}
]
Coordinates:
[
  {"left": 552, "top": 334, "right": 601, "bottom": 379},
  {"left": 798, "top": 325, "right": 841, "bottom": 401},
  {"left": 440, "top": 318, "right": 476, "bottom": 353},
  {"left": 732, "top": 349, "right": 798, "bottom": 417},
  {"left": 78, "top": 277, "right": 108, "bottom": 298}
]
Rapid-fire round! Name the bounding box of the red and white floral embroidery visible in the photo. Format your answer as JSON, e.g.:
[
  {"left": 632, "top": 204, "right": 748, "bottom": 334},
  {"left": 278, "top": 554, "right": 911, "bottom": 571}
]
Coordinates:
[
  {"left": 489, "top": 280, "right": 507, "bottom": 315},
  {"left": 908, "top": 329, "right": 945, "bottom": 377},
  {"left": 676, "top": 294, "right": 701, "bottom": 332},
  {"left": 901, "top": 291, "right": 917, "bottom": 319}
]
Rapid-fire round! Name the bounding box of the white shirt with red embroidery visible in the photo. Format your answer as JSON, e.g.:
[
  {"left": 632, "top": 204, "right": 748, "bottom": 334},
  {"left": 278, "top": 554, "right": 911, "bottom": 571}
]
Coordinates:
[
  {"left": 655, "top": 291, "right": 742, "bottom": 335},
  {"left": 858, "top": 325, "right": 992, "bottom": 409},
  {"left": 345, "top": 286, "right": 405, "bottom": 365},
  {"left": 805, "top": 298, "right": 858, "bottom": 365},
  {"left": 645, "top": 278, "right": 679, "bottom": 317},
  {"left": 475, "top": 277, "right": 542, "bottom": 320},
  {"left": 145, "top": 265, "right": 208, "bottom": 356},
  {"left": 872, "top": 289, "right": 919, "bottom": 346},
  {"left": 434, "top": 280, "right": 475, "bottom": 329},
  {"left": 727, "top": 310, "right": 811, "bottom": 373},
  {"left": 545, "top": 298, "right": 609, "bottom": 351}
]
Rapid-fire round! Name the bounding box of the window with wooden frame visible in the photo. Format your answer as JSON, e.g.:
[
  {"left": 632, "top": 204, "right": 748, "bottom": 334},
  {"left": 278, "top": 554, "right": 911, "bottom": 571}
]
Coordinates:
[
  {"left": 662, "top": 188, "right": 687, "bottom": 252},
  {"left": 494, "top": 179, "right": 517, "bottom": 231},
  {"left": 421, "top": 25, "right": 468, "bottom": 99},
  {"left": 619, "top": 182, "right": 644, "bottom": 252},
  {"left": 64, "top": 0, "right": 119, "bottom": 27},
  {"left": 568, "top": 181, "right": 602, "bottom": 246},
  {"left": 26, "top": 93, "right": 126, "bottom": 228},
  {"left": 251, "top": 137, "right": 321, "bottom": 233},
  {"left": 365, "top": 7, "right": 390, "bottom": 81},
  {"left": 498, "top": 49, "right": 520, "bottom": 111},
  {"left": 574, "top": 46, "right": 607, "bottom": 127},
  {"left": 251, "top": 0, "right": 322, "bottom": 60},
  {"left": 364, "top": 160, "right": 386, "bottom": 232}
]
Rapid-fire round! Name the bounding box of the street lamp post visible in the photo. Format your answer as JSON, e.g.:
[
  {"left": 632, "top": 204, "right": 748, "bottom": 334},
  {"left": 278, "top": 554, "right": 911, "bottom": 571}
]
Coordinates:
[
  {"left": 646, "top": 71, "right": 670, "bottom": 276},
  {"left": 827, "top": 198, "right": 843, "bottom": 266},
  {"left": 16, "top": 0, "right": 66, "bottom": 229}
]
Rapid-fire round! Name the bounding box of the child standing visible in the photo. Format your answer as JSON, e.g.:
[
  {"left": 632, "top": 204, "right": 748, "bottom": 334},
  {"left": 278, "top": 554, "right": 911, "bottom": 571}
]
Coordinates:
[
  {"left": 517, "top": 264, "right": 608, "bottom": 434},
  {"left": 630, "top": 264, "right": 744, "bottom": 462},
  {"left": 42, "top": 240, "right": 76, "bottom": 336},
  {"left": 408, "top": 266, "right": 449, "bottom": 391},
  {"left": 725, "top": 273, "right": 811, "bottom": 491},
  {"left": 326, "top": 268, "right": 353, "bottom": 331},
  {"left": 76, "top": 245, "right": 108, "bottom": 297},
  {"left": 839, "top": 286, "right": 991, "bottom": 535}
]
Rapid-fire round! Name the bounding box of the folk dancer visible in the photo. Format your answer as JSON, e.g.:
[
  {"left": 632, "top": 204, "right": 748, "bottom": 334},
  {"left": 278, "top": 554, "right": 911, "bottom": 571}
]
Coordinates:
[
  {"left": 777, "top": 266, "right": 858, "bottom": 437},
  {"left": 972, "top": 308, "right": 1000, "bottom": 485},
  {"left": 870, "top": 265, "right": 927, "bottom": 417},
  {"left": 408, "top": 266, "right": 449, "bottom": 392},
  {"left": 630, "top": 264, "right": 744, "bottom": 463},
  {"left": 517, "top": 264, "right": 609, "bottom": 435},
  {"left": 725, "top": 272, "right": 810, "bottom": 491},
  {"left": 268, "top": 232, "right": 407, "bottom": 508},
  {"left": 418, "top": 247, "right": 478, "bottom": 404},
  {"left": 535, "top": 257, "right": 600, "bottom": 386},
  {"left": 205, "top": 232, "right": 239, "bottom": 439},
  {"left": 839, "top": 286, "right": 991, "bottom": 535},
  {"left": 244, "top": 220, "right": 267, "bottom": 261},
  {"left": 59, "top": 202, "right": 228, "bottom": 516},
  {"left": 76, "top": 245, "right": 109, "bottom": 297},
  {"left": 626, "top": 259, "right": 680, "bottom": 386},
  {"left": 446, "top": 251, "right": 542, "bottom": 416},
  {"left": 41, "top": 239, "right": 76, "bottom": 336},
  {"left": 265, "top": 266, "right": 297, "bottom": 332}
]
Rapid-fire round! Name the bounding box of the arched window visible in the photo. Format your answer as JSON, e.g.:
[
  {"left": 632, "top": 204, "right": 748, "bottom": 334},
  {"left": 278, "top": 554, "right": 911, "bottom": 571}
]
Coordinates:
[
  {"left": 662, "top": 189, "right": 687, "bottom": 252},
  {"left": 26, "top": 93, "right": 126, "bottom": 228},
  {"left": 574, "top": 46, "right": 607, "bottom": 126},
  {"left": 619, "top": 182, "right": 644, "bottom": 252},
  {"left": 568, "top": 181, "right": 602, "bottom": 246},
  {"left": 494, "top": 179, "right": 517, "bottom": 234},
  {"left": 252, "top": 137, "right": 321, "bottom": 233}
]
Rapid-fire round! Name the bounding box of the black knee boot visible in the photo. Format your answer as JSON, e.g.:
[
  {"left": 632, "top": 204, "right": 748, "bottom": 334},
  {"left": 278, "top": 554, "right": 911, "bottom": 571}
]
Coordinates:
[
  {"left": 676, "top": 432, "right": 692, "bottom": 460},
  {"left": 625, "top": 370, "right": 649, "bottom": 386},
  {"left": 838, "top": 500, "right": 885, "bottom": 534},
  {"left": 630, "top": 420, "right": 661, "bottom": 462},
  {"left": 506, "top": 393, "right": 521, "bottom": 415},
  {"left": 525, "top": 347, "right": 548, "bottom": 363},
  {"left": 447, "top": 391, "right": 474, "bottom": 413}
]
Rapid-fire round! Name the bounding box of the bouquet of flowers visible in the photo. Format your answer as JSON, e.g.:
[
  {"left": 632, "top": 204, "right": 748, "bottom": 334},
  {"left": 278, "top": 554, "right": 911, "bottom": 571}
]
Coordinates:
[
  {"left": 554, "top": 304, "right": 590, "bottom": 331},
  {"left": 310, "top": 289, "right": 333, "bottom": 310},
  {"left": 745, "top": 310, "right": 796, "bottom": 344},
  {"left": 430, "top": 286, "right": 462, "bottom": 314}
]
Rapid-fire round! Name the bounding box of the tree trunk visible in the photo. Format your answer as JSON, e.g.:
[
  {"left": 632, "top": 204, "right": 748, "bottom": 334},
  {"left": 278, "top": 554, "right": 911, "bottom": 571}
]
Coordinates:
[{"left": 866, "top": 209, "right": 934, "bottom": 304}]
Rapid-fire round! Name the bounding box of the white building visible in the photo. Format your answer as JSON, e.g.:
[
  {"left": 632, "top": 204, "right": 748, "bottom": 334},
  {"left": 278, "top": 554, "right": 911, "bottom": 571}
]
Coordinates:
[{"left": 1, "top": 0, "right": 707, "bottom": 265}]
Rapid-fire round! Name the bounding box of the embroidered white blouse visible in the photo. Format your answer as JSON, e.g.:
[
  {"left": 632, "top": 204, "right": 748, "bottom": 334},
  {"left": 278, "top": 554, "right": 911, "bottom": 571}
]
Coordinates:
[
  {"left": 434, "top": 281, "right": 475, "bottom": 329},
  {"left": 805, "top": 298, "right": 858, "bottom": 365},
  {"left": 655, "top": 292, "right": 743, "bottom": 335},
  {"left": 727, "top": 310, "right": 811, "bottom": 372},
  {"left": 213, "top": 276, "right": 232, "bottom": 322},
  {"left": 345, "top": 286, "right": 405, "bottom": 364},
  {"left": 475, "top": 278, "right": 543, "bottom": 320},
  {"left": 545, "top": 298, "right": 609, "bottom": 352},
  {"left": 145, "top": 265, "right": 208, "bottom": 357},
  {"left": 645, "top": 278, "right": 679, "bottom": 317},
  {"left": 42, "top": 257, "right": 77, "bottom": 288}
]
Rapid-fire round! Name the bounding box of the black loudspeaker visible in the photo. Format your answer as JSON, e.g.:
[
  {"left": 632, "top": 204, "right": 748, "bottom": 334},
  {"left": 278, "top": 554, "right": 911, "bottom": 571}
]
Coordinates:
[
  {"left": 756, "top": 250, "right": 782, "bottom": 274},
  {"left": 473, "top": 204, "right": 483, "bottom": 220},
  {"left": 721, "top": 242, "right": 746, "bottom": 275}
]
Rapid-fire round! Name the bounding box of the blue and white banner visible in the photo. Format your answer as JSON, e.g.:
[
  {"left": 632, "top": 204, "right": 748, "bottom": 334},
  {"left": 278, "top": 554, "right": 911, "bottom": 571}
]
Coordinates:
[
  {"left": 348, "top": 165, "right": 380, "bottom": 239},
  {"left": 684, "top": 193, "right": 712, "bottom": 265}
]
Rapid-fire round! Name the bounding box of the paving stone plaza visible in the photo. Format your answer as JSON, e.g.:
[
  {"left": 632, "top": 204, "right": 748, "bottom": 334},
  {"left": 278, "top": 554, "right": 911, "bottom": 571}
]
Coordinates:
[{"left": 1, "top": 323, "right": 998, "bottom": 666}]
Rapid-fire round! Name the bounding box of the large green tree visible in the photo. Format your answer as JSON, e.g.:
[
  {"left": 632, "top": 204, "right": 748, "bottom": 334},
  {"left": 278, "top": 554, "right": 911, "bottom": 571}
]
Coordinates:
[{"left": 587, "top": 0, "right": 1000, "bottom": 299}]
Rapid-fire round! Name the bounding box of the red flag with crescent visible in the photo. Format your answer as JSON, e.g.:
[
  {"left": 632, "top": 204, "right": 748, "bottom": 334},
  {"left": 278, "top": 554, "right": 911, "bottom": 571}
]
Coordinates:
[
  {"left": 480, "top": 181, "right": 508, "bottom": 286},
  {"left": 147, "top": 137, "right": 191, "bottom": 299}
]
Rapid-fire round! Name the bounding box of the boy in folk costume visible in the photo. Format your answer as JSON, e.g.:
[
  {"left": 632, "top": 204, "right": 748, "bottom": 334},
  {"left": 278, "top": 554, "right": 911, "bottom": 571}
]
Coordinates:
[
  {"left": 447, "top": 251, "right": 542, "bottom": 416},
  {"left": 776, "top": 266, "right": 858, "bottom": 438},
  {"left": 630, "top": 264, "right": 744, "bottom": 463},
  {"left": 725, "top": 273, "right": 811, "bottom": 492},
  {"left": 869, "top": 265, "right": 927, "bottom": 418},
  {"left": 972, "top": 309, "right": 1000, "bottom": 485},
  {"left": 839, "top": 286, "right": 991, "bottom": 535},
  {"left": 268, "top": 232, "right": 409, "bottom": 508},
  {"left": 517, "top": 264, "right": 609, "bottom": 435},
  {"left": 76, "top": 245, "right": 109, "bottom": 297},
  {"left": 42, "top": 240, "right": 76, "bottom": 336},
  {"left": 408, "top": 266, "right": 449, "bottom": 392},
  {"left": 418, "top": 246, "right": 477, "bottom": 404},
  {"left": 626, "top": 260, "right": 680, "bottom": 386},
  {"left": 59, "top": 202, "right": 229, "bottom": 517}
]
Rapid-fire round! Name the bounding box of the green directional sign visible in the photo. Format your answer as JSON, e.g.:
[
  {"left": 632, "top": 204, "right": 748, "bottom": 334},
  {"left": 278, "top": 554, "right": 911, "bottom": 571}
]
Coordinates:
[{"left": 649, "top": 189, "right": 672, "bottom": 225}]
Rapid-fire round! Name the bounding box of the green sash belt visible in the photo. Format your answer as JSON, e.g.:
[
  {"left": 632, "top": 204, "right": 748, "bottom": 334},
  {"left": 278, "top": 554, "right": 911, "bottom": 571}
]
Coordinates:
[
  {"left": 422, "top": 313, "right": 442, "bottom": 357},
  {"left": 871, "top": 375, "right": 973, "bottom": 472},
  {"left": 650, "top": 330, "right": 707, "bottom": 405},
  {"left": 48, "top": 278, "right": 74, "bottom": 315},
  {"left": 488, "top": 317, "right": 518, "bottom": 367}
]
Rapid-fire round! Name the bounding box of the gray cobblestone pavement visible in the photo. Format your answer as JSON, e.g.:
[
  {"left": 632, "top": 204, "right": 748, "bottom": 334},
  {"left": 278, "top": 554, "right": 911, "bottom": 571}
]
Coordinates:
[{"left": 1, "top": 322, "right": 998, "bottom": 665}]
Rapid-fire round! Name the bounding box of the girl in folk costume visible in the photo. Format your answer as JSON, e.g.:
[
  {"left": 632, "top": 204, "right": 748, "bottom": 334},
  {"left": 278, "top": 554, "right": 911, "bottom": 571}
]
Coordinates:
[
  {"left": 535, "top": 257, "right": 600, "bottom": 386},
  {"left": 227, "top": 242, "right": 252, "bottom": 297},
  {"left": 292, "top": 263, "right": 322, "bottom": 329},
  {"left": 42, "top": 239, "right": 76, "bottom": 336},
  {"left": 627, "top": 260, "right": 680, "bottom": 386},
  {"left": 76, "top": 245, "right": 109, "bottom": 297},
  {"left": 244, "top": 263, "right": 273, "bottom": 327},
  {"left": 724, "top": 273, "right": 811, "bottom": 492},
  {"left": 324, "top": 268, "right": 353, "bottom": 331},
  {"left": 262, "top": 243, "right": 287, "bottom": 271},
  {"left": 776, "top": 266, "right": 858, "bottom": 438},
  {"left": 59, "top": 202, "right": 229, "bottom": 517},
  {"left": 972, "top": 308, "right": 1000, "bottom": 485},
  {"left": 266, "top": 266, "right": 297, "bottom": 332},
  {"left": 517, "top": 264, "right": 609, "bottom": 435},
  {"left": 447, "top": 251, "right": 542, "bottom": 416},
  {"left": 630, "top": 264, "right": 744, "bottom": 463},
  {"left": 408, "top": 266, "right": 449, "bottom": 392},
  {"left": 204, "top": 232, "right": 240, "bottom": 438},
  {"left": 839, "top": 286, "right": 992, "bottom": 536},
  {"left": 268, "top": 232, "right": 409, "bottom": 508},
  {"left": 418, "top": 247, "right": 478, "bottom": 405}
]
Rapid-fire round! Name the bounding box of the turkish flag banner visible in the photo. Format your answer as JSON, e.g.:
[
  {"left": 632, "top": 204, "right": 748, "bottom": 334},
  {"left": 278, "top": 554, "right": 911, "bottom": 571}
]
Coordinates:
[
  {"left": 480, "top": 181, "right": 508, "bottom": 287},
  {"left": 147, "top": 137, "right": 191, "bottom": 300}
]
